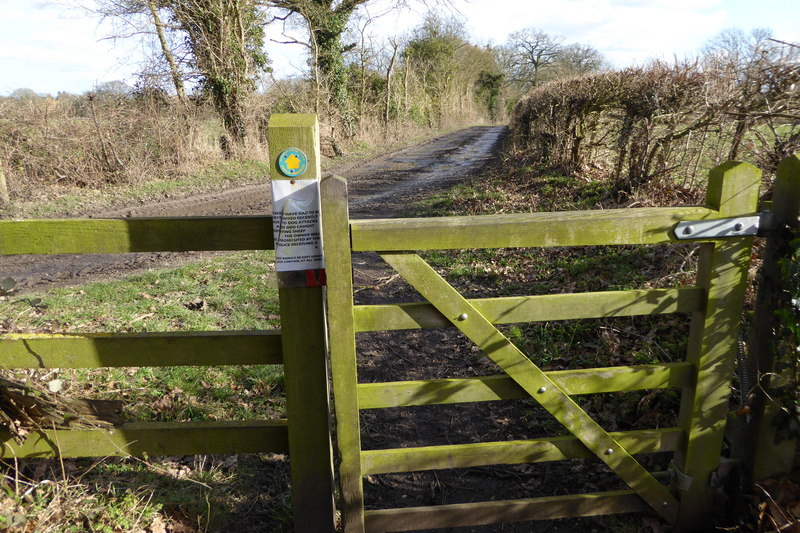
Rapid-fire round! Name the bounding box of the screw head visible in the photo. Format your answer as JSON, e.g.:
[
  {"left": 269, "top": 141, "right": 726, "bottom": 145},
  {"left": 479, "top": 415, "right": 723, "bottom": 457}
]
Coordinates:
[
  {"left": 683, "top": 225, "right": 694, "bottom": 235},
  {"left": 458, "top": 313, "right": 468, "bottom": 321},
  {"left": 604, "top": 448, "right": 614, "bottom": 455},
  {"left": 537, "top": 386, "right": 547, "bottom": 394},
  {"left": 662, "top": 501, "right": 669, "bottom": 507},
  {"left": 734, "top": 222, "right": 743, "bottom": 231}
]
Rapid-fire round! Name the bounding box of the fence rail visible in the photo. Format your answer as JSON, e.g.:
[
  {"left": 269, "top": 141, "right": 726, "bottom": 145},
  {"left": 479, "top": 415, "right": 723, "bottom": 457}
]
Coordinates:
[
  {"left": 0, "top": 216, "right": 274, "bottom": 254},
  {"left": 1, "top": 331, "right": 282, "bottom": 368},
  {"left": 353, "top": 287, "right": 705, "bottom": 331},
  {"left": 350, "top": 206, "right": 718, "bottom": 250},
  {"left": 357, "top": 362, "right": 694, "bottom": 409},
  {"left": 0, "top": 420, "right": 289, "bottom": 459}
]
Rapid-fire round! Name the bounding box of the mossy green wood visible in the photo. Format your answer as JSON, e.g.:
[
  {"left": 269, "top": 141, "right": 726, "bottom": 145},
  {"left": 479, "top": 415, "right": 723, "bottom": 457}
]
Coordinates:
[
  {"left": 320, "top": 175, "right": 366, "bottom": 533},
  {"left": 353, "top": 288, "right": 704, "bottom": 332},
  {"left": 357, "top": 363, "right": 693, "bottom": 409},
  {"left": 0, "top": 331, "right": 282, "bottom": 368},
  {"left": 0, "top": 420, "right": 288, "bottom": 458},
  {"left": 268, "top": 114, "right": 321, "bottom": 179},
  {"left": 268, "top": 114, "right": 336, "bottom": 533},
  {"left": 361, "top": 428, "right": 683, "bottom": 474},
  {"left": 0, "top": 217, "right": 274, "bottom": 254},
  {"left": 363, "top": 490, "right": 648, "bottom": 532},
  {"left": 745, "top": 155, "right": 800, "bottom": 481},
  {"left": 350, "top": 206, "right": 716, "bottom": 251},
  {"left": 381, "top": 252, "right": 679, "bottom": 523},
  {"left": 674, "top": 161, "right": 761, "bottom": 528}
]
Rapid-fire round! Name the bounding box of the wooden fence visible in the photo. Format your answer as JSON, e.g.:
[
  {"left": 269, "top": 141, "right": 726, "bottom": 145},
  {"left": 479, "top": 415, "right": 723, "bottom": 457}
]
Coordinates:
[
  {"left": 1, "top": 112, "right": 798, "bottom": 532},
  {"left": 0, "top": 115, "right": 336, "bottom": 533}
]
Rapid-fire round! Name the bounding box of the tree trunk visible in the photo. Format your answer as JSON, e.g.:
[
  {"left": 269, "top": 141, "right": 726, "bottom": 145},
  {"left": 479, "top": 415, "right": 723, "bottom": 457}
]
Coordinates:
[
  {"left": 147, "top": 0, "right": 187, "bottom": 103},
  {"left": 384, "top": 43, "right": 398, "bottom": 126}
]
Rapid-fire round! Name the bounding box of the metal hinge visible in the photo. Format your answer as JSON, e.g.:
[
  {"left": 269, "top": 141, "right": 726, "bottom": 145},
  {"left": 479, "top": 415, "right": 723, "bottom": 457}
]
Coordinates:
[
  {"left": 710, "top": 458, "right": 740, "bottom": 488},
  {"left": 667, "top": 461, "right": 694, "bottom": 492},
  {"left": 674, "top": 211, "right": 774, "bottom": 240}
]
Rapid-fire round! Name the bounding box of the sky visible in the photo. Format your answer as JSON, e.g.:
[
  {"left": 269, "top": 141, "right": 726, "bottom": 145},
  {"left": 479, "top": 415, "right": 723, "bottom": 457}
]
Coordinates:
[{"left": 1, "top": 0, "right": 798, "bottom": 97}]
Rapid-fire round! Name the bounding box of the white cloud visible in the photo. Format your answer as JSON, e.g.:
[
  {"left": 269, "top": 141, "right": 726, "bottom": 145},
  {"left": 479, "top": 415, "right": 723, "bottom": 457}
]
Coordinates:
[
  {"left": 0, "top": 0, "right": 138, "bottom": 95},
  {"left": 1, "top": 0, "right": 798, "bottom": 95},
  {"left": 453, "top": 0, "right": 728, "bottom": 66}
]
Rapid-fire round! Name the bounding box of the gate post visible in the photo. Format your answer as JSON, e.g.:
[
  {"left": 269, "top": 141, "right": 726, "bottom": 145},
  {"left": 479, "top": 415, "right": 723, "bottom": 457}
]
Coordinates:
[
  {"left": 675, "top": 161, "right": 761, "bottom": 529},
  {"left": 320, "top": 174, "right": 366, "bottom": 533},
  {"left": 740, "top": 155, "right": 800, "bottom": 482},
  {"left": 268, "top": 114, "right": 336, "bottom": 533}
]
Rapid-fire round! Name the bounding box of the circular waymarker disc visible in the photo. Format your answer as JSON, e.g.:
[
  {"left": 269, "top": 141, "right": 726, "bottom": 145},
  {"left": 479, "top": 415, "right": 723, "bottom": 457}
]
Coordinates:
[{"left": 277, "top": 148, "right": 309, "bottom": 177}]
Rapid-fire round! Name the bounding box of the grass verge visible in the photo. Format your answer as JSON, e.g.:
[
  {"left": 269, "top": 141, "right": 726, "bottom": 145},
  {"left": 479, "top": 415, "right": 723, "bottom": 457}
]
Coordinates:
[
  {"left": 1, "top": 251, "right": 290, "bottom": 532},
  {"left": 1, "top": 250, "right": 283, "bottom": 422}
]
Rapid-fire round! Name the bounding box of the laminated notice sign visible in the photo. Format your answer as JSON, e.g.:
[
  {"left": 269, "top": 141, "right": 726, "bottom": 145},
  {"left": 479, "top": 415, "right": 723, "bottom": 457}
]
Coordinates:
[{"left": 271, "top": 179, "right": 324, "bottom": 272}]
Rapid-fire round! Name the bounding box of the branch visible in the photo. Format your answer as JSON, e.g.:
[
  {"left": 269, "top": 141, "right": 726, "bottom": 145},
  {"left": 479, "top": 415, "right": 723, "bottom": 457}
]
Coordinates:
[{"left": 769, "top": 38, "right": 800, "bottom": 49}]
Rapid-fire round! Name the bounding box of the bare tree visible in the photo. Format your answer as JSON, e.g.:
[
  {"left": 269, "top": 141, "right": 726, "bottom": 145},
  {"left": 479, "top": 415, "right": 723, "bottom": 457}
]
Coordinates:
[
  {"left": 86, "top": 0, "right": 189, "bottom": 100},
  {"left": 501, "top": 27, "right": 563, "bottom": 92},
  {"left": 268, "top": 0, "right": 369, "bottom": 114},
  {"left": 146, "top": 0, "right": 188, "bottom": 102},
  {"left": 702, "top": 28, "right": 800, "bottom": 161},
  {"left": 383, "top": 36, "right": 401, "bottom": 125},
  {"left": 549, "top": 43, "right": 608, "bottom": 79}
]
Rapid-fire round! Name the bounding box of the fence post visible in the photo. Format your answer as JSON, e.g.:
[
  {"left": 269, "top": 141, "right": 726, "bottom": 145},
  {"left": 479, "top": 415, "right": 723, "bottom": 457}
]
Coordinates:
[
  {"left": 674, "top": 161, "right": 761, "bottom": 529},
  {"left": 320, "top": 174, "right": 366, "bottom": 533},
  {"left": 740, "top": 155, "right": 800, "bottom": 482},
  {"left": 268, "top": 114, "right": 336, "bottom": 533}
]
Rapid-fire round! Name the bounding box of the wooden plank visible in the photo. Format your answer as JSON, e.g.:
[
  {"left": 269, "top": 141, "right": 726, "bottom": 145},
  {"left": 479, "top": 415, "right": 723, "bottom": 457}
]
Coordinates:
[
  {"left": 363, "top": 490, "right": 648, "bottom": 532},
  {"left": 357, "top": 363, "right": 694, "bottom": 409},
  {"left": 361, "top": 428, "right": 684, "bottom": 475},
  {"left": 0, "top": 419, "right": 288, "bottom": 458},
  {"left": 270, "top": 114, "right": 336, "bottom": 533},
  {"left": 0, "top": 331, "right": 283, "bottom": 368},
  {"left": 350, "top": 206, "right": 717, "bottom": 251},
  {"left": 382, "top": 253, "right": 679, "bottom": 522},
  {"left": 354, "top": 288, "right": 704, "bottom": 332},
  {"left": 675, "top": 161, "right": 761, "bottom": 529},
  {"left": 0, "top": 216, "right": 273, "bottom": 255},
  {"left": 321, "top": 174, "right": 366, "bottom": 533}
]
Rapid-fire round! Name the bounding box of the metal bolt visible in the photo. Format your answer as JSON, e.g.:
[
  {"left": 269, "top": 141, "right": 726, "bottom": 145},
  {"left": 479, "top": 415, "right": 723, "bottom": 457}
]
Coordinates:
[
  {"left": 734, "top": 222, "right": 743, "bottom": 231},
  {"left": 662, "top": 501, "right": 669, "bottom": 507},
  {"left": 604, "top": 448, "right": 614, "bottom": 455},
  {"left": 458, "top": 313, "right": 468, "bottom": 321},
  {"left": 682, "top": 225, "right": 694, "bottom": 235},
  {"left": 537, "top": 386, "right": 547, "bottom": 394}
]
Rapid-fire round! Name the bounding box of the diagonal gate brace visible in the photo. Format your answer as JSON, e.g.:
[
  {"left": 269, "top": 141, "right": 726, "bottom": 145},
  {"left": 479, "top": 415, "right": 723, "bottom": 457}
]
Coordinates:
[{"left": 380, "top": 252, "right": 679, "bottom": 523}]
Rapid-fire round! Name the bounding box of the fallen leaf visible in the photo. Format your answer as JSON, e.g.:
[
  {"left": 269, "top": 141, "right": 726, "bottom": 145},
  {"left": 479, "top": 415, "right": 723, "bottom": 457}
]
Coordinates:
[
  {"left": 183, "top": 298, "right": 208, "bottom": 311},
  {"left": 149, "top": 514, "right": 167, "bottom": 533},
  {"left": 47, "top": 379, "right": 63, "bottom": 393}
]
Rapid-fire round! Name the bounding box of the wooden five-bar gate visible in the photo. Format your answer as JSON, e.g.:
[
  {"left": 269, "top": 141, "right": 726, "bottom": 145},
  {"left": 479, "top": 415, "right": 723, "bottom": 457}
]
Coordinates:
[{"left": 1, "top": 114, "right": 798, "bottom": 532}]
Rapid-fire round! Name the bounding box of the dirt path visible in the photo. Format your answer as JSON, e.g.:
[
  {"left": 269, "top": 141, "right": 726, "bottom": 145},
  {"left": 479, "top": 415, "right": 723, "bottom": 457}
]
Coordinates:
[{"left": 1, "top": 126, "right": 505, "bottom": 292}]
